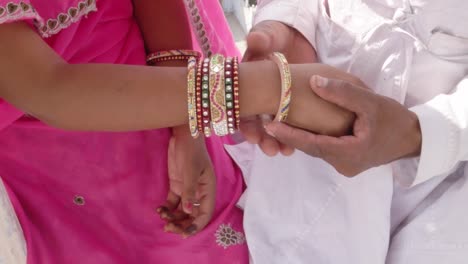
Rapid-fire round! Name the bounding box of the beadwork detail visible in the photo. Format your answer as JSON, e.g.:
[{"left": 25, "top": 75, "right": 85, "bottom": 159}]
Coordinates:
[{"left": 209, "top": 54, "right": 228, "bottom": 136}]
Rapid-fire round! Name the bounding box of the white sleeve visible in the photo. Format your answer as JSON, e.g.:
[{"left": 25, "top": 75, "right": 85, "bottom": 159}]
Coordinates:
[
  {"left": 394, "top": 76, "right": 468, "bottom": 187},
  {"left": 254, "top": 0, "right": 320, "bottom": 49},
  {"left": 0, "top": 179, "right": 27, "bottom": 264}
]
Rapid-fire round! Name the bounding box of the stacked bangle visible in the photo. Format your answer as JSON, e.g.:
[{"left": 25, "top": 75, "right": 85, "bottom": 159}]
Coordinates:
[
  {"left": 232, "top": 57, "right": 240, "bottom": 131},
  {"left": 201, "top": 58, "right": 212, "bottom": 137},
  {"left": 162, "top": 53, "right": 249, "bottom": 138},
  {"left": 209, "top": 54, "right": 229, "bottom": 137},
  {"left": 147, "top": 50, "right": 201, "bottom": 65},
  {"left": 270, "top": 52, "right": 292, "bottom": 122},
  {"left": 225, "top": 57, "right": 236, "bottom": 134},
  {"left": 187, "top": 57, "right": 199, "bottom": 138},
  {"left": 195, "top": 59, "right": 204, "bottom": 135}
]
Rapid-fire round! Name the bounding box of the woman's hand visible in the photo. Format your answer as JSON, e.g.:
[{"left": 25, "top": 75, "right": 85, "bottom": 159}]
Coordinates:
[{"left": 157, "top": 126, "right": 216, "bottom": 238}]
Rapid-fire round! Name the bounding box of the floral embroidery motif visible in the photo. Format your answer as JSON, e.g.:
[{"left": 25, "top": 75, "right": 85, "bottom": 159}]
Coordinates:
[
  {"left": 215, "top": 223, "right": 245, "bottom": 249},
  {"left": 184, "top": 0, "right": 212, "bottom": 57},
  {"left": 0, "top": 0, "right": 97, "bottom": 38}
]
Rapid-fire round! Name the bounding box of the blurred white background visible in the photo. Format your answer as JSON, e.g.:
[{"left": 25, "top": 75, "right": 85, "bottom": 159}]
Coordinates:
[{"left": 221, "top": 0, "right": 257, "bottom": 53}]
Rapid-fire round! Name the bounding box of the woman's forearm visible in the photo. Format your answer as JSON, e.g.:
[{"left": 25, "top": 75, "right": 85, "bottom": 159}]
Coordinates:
[
  {"left": 44, "top": 61, "right": 278, "bottom": 131},
  {"left": 0, "top": 22, "right": 354, "bottom": 135},
  {"left": 0, "top": 22, "right": 279, "bottom": 131}
]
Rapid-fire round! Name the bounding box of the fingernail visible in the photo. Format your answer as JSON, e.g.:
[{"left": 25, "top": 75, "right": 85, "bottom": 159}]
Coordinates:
[
  {"left": 184, "top": 224, "right": 198, "bottom": 236},
  {"left": 161, "top": 212, "right": 174, "bottom": 220},
  {"left": 158, "top": 206, "right": 169, "bottom": 212},
  {"left": 156, "top": 206, "right": 167, "bottom": 214},
  {"left": 184, "top": 201, "right": 193, "bottom": 214},
  {"left": 314, "top": 76, "right": 328, "bottom": 88},
  {"left": 264, "top": 124, "right": 276, "bottom": 138}
]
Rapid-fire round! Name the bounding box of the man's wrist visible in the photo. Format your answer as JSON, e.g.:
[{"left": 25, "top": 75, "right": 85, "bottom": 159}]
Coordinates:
[{"left": 404, "top": 111, "right": 422, "bottom": 158}]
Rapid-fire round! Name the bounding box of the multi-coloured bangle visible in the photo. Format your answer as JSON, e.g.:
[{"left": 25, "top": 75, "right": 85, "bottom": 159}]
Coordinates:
[
  {"left": 146, "top": 50, "right": 201, "bottom": 65},
  {"left": 270, "top": 52, "right": 292, "bottom": 122},
  {"left": 195, "top": 59, "right": 204, "bottom": 134},
  {"left": 232, "top": 57, "right": 240, "bottom": 131},
  {"left": 201, "top": 58, "right": 212, "bottom": 137},
  {"left": 209, "top": 54, "right": 229, "bottom": 137},
  {"left": 225, "top": 57, "right": 236, "bottom": 134},
  {"left": 187, "top": 57, "right": 199, "bottom": 138}
]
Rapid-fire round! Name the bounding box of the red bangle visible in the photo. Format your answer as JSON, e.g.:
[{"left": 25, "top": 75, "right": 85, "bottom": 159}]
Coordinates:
[
  {"left": 146, "top": 50, "right": 201, "bottom": 65},
  {"left": 233, "top": 57, "right": 240, "bottom": 131},
  {"left": 196, "top": 59, "right": 204, "bottom": 134}
]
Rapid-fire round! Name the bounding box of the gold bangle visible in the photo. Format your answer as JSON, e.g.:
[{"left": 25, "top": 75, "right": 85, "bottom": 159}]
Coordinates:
[
  {"left": 187, "top": 56, "right": 199, "bottom": 138},
  {"left": 270, "top": 52, "right": 292, "bottom": 122},
  {"left": 146, "top": 50, "right": 201, "bottom": 65},
  {"left": 209, "top": 54, "right": 228, "bottom": 136}
]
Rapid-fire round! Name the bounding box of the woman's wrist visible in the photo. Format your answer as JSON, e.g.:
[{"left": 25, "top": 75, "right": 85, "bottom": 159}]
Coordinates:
[{"left": 238, "top": 60, "right": 281, "bottom": 117}]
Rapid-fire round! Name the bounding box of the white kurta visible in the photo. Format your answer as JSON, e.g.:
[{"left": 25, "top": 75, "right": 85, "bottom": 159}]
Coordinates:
[{"left": 231, "top": 0, "right": 468, "bottom": 263}]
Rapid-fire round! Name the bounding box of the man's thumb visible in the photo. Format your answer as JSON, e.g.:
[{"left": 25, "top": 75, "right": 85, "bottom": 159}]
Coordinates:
[
  {"left": 243, "top": 21, "right": 290, "bottom": 61},
  {"left": 244, "top": 30, "right": 273, "bottom": 61}
]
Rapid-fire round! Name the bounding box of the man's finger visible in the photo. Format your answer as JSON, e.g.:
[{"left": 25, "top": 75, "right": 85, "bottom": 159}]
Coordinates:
[
  {"left": 279, "top": 142, "right": 295, "bottom": 156},
  {"left": 257, "top": 115, "right": 281, "bottom": 156},
  {"left": 310, "top": 75, "right": 374, "bottom": 114},
  {"left": 244, "top": 31, "right": 272, "bottom": 61},
  {"left": 240, "top": 116, "right": 263, "bottom": 144},
  {"left": 266, "top": 122, "right": 362, "bottom": 162},
  {"left": 265, "top": 122, "right": 324, "bottom": 157},
  {"left": 259, "top": 134, "right": 281, "bottom": 157},
  {"left": 244, "top": 21, "right": 290, "bottom": 61}
]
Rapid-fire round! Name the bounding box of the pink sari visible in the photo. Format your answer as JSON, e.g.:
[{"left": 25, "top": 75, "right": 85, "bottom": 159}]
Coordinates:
[
  {"left": 0, "top": 0, "right": 248, "bottom": 263},
  {"left": 183, "top": 0, "right": 241, "bottom": 58}
]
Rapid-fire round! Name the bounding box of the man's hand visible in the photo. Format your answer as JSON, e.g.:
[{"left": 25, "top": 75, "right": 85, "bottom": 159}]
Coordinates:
[
  {"left": 265, "top": 76, "right": 422, "bottom": 177},
  {"left": 243, "top": 21, "right": 317, "bottom": 63},
  {"left": 242, "top": 20, "right": 317, "bottom": 156}
]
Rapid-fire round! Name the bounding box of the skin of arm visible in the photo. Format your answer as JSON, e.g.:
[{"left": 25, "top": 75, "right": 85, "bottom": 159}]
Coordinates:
[
  {"left": 133, "top": 0, "right": 198, "bottom": 137},
  {"left": 0, "top": 22, "right": 356, "bottom": 135}
]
